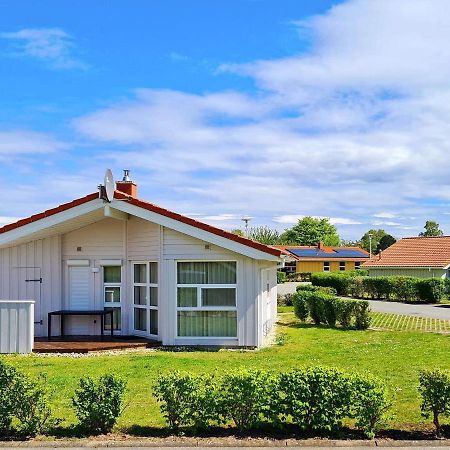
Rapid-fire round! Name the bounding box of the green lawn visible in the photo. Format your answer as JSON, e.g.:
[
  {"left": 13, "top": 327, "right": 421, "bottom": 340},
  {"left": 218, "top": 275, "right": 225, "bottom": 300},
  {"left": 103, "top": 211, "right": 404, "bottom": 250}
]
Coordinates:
[{"left": 2, "top": 313, "right": 450, "bottom": 434}]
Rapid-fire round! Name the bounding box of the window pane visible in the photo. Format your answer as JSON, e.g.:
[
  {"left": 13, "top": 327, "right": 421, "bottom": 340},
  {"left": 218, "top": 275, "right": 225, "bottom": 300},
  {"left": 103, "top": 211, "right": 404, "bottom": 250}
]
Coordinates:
[
  {"left": 150, "top": 309, "right": 158, "bottom": 335},
  {"left": 134, "top": 264, "right": 147, "bottom": 283},
  {"left": 177, "top": 311, "right": 237, "bottom": 337},
  {"left": 202, "top": 288, "right": 236, "bottom": 307},
  {"left": 104, "top": 307, "right": 121, "bottom": 331},
  {"left": 134, "top": 308, "right": 147, "bottom": 331},
  {"left": 134, "top": 286, "right": 147, "bottom": 305},
  {"left": 105, "top": 287, "right": 120, "bottom": 303},
  {"left": 177, "top": 262, "right": 236, "bottom": 284},
  {"left": 177, "top": 287, "right": 197, "bottom": 307},
  {"left": 149, "top": 262, "right": 158, "bottom": 284},
  {"left": 104, "top": 266, "right": 121, "bottom": 283},
  {"left": 150, "top": 287, "right": 158, "bottom": 306}
]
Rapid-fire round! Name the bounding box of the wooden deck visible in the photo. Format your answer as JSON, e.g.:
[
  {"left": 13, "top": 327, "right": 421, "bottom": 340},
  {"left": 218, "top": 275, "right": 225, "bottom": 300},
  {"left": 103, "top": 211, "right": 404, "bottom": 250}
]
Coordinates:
[{"left": 33, "top": 336, "right": 160, "bottom": 353}]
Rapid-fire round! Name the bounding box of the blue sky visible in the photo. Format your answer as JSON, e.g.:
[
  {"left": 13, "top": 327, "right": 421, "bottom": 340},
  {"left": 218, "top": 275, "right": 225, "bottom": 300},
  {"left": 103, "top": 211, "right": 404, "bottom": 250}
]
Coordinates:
[{"left": 1, "top": 0, "right": 450, "bottom": 240}]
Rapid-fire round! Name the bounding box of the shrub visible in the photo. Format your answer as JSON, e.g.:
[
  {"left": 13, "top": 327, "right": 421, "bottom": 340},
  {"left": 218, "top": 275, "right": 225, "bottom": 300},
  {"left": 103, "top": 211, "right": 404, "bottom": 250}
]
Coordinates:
[
  {"left": 416, "top": 279, "right": 445, "bottom": 303},
  {"left": 311, "top": 273, "right": 352, "bottom": 296},
  {"left": 277, "top": 271, "right": 286, "bottom": 284},
  {"left": 154, "top": 372, "right": 220, "bottom": 431},
  {"left": 362, "top": 277, "right": 393, "bottom": 300},
  {"left": 354, "top": 300, "right": 372, "bottom": 330},
  {"left": 277, "top": 293, "right": 294, "bottom": 307},
  {"left": 13, "top": 373, "right": 54, "bottom": 437},
  {"left": 296, "top": 284, "right": 337, "bottom": 295},
  {"left": 278, "top": 367, "right": 352, "bottom": 432},
  {"left": 72, "top": 373, "right": 126, "bottom": 434},
  {"left": 347, "top": 269, "right": 369, "bottom": 277},
  {"left": 391, "top": 276, "right": 419, "bottom": 302},
  {"left": 0, "top": 360, "right": 54, "bottom": 437},
  {"left": 0, "top": 360, "right": 18, "bottom": 434},
  {"left": 419, "top": 369, "right": 450, "bottom": 436},
  {"left": 292, "top": 291, "right": 309, "bottom": 321},
  {"left": 218, "top": 370, "right": 275, "bottom": 431},
  {"left": 349, "top": 276, "right": 365, "bottom": 298},
  {"left": 287, "top": 272, "right": 312, "bottom": 282},
  {"left": 335, "top": 298, "right": 356, "bottom": 329},
  {"left": 350, "top": 374, "right": 390, "bottom": 438}
]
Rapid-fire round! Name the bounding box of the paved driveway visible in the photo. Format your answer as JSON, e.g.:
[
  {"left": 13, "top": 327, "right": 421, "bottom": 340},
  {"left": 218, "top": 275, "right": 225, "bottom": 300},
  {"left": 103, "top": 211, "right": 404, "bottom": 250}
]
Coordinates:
[
  {"left": 367, "top": 299, "right": 450, "bottom": 320},
  {"left": 277, "top": 283, "right": 450, "bottom": 320}
]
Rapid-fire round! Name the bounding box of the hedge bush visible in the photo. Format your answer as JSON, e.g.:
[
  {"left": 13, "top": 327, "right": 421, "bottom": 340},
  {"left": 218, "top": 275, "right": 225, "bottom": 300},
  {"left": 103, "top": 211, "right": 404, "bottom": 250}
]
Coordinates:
[
  {"left": 311, "top": 273, "right": 353, "bottom": 296},
  {"left": 72, "top": 373, "right": 126, "bottom": 434},
  {"left": 311, "top": 273, "right": 445, "bottom": 303},
  {"left": 155, "top": 367, "right": 389, "bottom": 438},
  {"left": 293, "top": 290, "right": 371, "bottom": 330},
  {"left": 218, "top": 370, "right": 275, "bottom": 431},
  {"left": 418, "top": 369, "right": 450, "bottom": 436},
  {"left": 0, "top": 360, "right": 54, "bottom": 437},
  {"left": 287, "top": 272, "right": 312, "bottom": 282},
  {"left": 277, "top": 271, "right": 286, "bottom": 284}
]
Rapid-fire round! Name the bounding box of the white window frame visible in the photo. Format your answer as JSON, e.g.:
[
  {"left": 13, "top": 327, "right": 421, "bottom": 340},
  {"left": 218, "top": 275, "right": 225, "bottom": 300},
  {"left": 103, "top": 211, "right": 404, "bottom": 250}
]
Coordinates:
[
  {"left": 103, "top": 266, "right": 122, "bottom": 333},
  {"left": 323, "top": 261, "right": 330, "bottom": 272},
  {"left": 176, "top": 260, "right": 238, "bottom": 339},
  {"left": 339, "top": 261, "right": 346, "bottom": 271},
  {"left": 132, "top": 261, "right": 159, "bottom": 337},
  {"left": 355, "top": 261, "right": 361, "bottom": 270}
]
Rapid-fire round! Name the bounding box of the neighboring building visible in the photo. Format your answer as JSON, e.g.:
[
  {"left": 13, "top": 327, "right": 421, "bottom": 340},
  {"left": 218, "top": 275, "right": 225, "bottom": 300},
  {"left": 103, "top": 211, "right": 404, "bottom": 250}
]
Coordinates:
[
  {"left": 0, "top": 171, "right": 281, "bottom": 348},
  {"left": 363, "top": 236, "right": 450, "bottom": 278},
  {"left": 275, "top": 242, "right": 369, "bottom": 274}
]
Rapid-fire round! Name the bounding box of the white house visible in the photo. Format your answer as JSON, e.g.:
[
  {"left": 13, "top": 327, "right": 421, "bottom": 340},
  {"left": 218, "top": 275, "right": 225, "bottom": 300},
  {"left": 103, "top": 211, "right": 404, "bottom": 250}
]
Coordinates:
[{"left": 0, "top": 171, "right": 281, "bottom": 348}]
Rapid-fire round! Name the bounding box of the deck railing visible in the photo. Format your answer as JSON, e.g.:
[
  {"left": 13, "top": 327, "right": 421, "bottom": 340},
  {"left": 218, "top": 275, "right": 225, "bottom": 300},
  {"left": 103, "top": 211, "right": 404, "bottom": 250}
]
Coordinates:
[{"left": 0, "top": 300, "right": 34, "bottom": 353}]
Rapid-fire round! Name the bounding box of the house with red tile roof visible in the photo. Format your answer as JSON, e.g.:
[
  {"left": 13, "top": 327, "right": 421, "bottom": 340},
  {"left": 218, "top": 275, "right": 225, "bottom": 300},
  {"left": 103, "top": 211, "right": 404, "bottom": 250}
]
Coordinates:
[
  {"left": 363, "top": 236, "right": 450, "bottom": 278},
  {"left": 274, "top": 242, "right": 369, "bottom": 274},
  {"left": 0, "top": 170, "right": 281, "bottom": 351}
]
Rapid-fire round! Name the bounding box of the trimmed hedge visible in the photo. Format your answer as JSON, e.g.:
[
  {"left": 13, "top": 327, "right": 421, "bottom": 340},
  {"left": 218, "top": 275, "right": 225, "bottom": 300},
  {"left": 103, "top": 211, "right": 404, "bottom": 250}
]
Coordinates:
[
  {"left": 292, "top": 289, "right": 371, "bottom": 329},
  {"left": 311, "top": 273, "right": 445, "bottom": 303},
  {"left": 154, "top": 367, "right": 389, "bottom": 438}
]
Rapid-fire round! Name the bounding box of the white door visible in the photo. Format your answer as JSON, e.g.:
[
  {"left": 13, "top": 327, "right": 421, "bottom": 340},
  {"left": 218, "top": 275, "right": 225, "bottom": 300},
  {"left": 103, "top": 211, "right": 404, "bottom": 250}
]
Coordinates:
[{"left": 68, "top": 266, "right": 90, "bottom": 310}]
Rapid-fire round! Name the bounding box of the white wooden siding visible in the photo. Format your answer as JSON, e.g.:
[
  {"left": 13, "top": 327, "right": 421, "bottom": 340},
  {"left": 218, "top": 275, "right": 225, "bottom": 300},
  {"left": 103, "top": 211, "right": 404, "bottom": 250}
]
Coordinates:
[
  {"left": 0, "top": 236, "right": 61, "bottom": 337},
  {"left": 127, "top": 217, "right": 160, "bottom": 259}
]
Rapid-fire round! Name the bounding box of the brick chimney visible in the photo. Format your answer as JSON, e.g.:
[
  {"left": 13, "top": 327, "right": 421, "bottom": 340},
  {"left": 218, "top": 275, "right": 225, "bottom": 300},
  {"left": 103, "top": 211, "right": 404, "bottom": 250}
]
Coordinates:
[{"left": 116, "top": 169, "right": 138, "bottom": 197}]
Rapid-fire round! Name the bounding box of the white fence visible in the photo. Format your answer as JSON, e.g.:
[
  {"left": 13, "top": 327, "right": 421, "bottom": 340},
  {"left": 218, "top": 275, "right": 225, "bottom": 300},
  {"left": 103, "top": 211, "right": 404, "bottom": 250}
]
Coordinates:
[{"left": 0, "top": 300, "right": 34, "bottom": 353}]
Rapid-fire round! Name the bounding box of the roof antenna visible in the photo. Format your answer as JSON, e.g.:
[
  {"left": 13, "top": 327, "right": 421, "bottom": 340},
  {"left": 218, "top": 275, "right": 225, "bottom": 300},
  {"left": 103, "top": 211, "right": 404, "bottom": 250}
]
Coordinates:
[{"left": 241, "top": 217, "right": 252, "bottom": 237}]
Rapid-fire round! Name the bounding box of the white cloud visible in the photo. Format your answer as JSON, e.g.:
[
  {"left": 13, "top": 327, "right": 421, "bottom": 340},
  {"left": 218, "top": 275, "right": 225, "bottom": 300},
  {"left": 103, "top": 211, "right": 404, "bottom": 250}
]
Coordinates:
[
  {"left": 373, "top": 212, "right": 398, "bottom": 219},
  {"left": 273, "top": 215, "right": 362, "bottom": 225},
  {"left": 0, "top": 28, "right": 87, "bottom": 69},
  {"left": 70, "top": 0, "right": 450, "bottom": 239},
  {"left": 0, "top": 130, "right": 66, "bottom": 160},
  {"left": 0, "top": 216, "right": 21, "bottom": 226}
]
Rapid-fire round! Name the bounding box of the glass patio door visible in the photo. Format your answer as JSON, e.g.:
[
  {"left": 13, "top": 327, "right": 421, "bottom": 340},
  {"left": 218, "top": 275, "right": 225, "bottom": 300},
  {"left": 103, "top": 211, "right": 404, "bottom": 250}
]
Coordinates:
[{"left": 132, "top": 262, "right": 158, "bottom": 337}]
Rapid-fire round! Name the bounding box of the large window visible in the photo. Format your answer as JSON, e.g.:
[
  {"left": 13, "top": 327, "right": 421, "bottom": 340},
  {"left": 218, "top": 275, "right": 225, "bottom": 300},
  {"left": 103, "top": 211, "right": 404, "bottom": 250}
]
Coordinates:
[
  {"left": 103, "top": 266, "right": 121, "bottom": 332},
  {"left": 133, "top": 262, "right": 158, "bottom": 336},
  {"left": 323, "top": 261, "right": 330, "bottom": 272},
  {"left": 339, "top": 261, "right": 346, "bottom": 271},
  {"left": 177, "top": 261, "right": 237, "bottom": 338}
]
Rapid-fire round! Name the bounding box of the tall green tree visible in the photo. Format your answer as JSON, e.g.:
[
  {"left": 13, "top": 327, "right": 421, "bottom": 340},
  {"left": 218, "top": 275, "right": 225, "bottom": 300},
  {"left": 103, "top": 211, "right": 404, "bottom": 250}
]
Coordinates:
[
  {"left": 419, "top": 220, "right": 443, "bottom": 237},
  {"left": 376, "top": 234, "right": 396, "bottom": 253},
  {"left": 280, "top": 217, "right": 340, "bottom": 246},
  {"left": 247, "top": 226, "right": 281, "bottom": 245},
  {"left": 359, "top": 229, "right": 388, "bottom": 254}
]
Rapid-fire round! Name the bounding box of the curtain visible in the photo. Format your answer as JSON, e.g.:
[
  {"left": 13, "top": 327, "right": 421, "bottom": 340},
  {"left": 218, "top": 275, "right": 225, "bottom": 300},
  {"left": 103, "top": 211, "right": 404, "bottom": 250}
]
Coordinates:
[
  {"left": 177, "top": 262, "right": 236, "bottom": 284},
  {"left": 177, "top": 311, "right": 237, "bottom": 337}
]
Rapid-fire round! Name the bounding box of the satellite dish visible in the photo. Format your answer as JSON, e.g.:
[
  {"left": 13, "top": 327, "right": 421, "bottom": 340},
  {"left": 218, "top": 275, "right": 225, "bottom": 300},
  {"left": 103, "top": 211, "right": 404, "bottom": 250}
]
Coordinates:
[{"left": 104, "top": 169, "right": 115, "bottom": 202}]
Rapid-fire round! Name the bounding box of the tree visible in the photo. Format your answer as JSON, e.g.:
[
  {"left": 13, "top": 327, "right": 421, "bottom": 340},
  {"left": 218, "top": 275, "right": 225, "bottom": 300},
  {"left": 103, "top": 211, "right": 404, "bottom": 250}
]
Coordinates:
[
  {"left": 376, "top": 234, "right": 396, "bottom": 253},
  {"left": 280, "top": 216, "right": 340, "bottom": 246},
  {"left": 419, "top": 221, "right": 443, "bottom": 237},
  {"left": 247, "top": 226, "right": 281, "bottom": 245},
  {"left": 359, "top": 229, "right": 388, "bottom": 254}
]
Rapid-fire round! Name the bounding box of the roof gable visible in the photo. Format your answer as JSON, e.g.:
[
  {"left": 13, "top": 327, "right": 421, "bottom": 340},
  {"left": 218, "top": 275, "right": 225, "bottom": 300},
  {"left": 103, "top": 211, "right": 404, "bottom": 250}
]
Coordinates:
[
  {"left": 0, "top": 190, "right": 281, "bottom": 260},
  {"left": 363, "top": 236, "right": 450, "bottom": 268}
]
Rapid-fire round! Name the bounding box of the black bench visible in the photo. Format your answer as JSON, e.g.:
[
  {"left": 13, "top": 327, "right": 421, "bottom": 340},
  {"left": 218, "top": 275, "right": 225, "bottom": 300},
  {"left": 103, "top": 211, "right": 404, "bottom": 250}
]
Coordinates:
[{"left": 48, "top": 310, "right": 114, "bottom": 339}]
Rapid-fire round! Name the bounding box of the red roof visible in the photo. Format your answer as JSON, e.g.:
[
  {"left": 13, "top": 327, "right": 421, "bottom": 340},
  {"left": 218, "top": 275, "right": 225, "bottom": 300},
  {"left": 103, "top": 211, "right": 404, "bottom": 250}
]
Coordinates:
[
  {"left": 0, "top": 190, "right": 281, "bottom": 258},
  {"left": 363, "top": 236, "right": 450, "bottom": 268}
]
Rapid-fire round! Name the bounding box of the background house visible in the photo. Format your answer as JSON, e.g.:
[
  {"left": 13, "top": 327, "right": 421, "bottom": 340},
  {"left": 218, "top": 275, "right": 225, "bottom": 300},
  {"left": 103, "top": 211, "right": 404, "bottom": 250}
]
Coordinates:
[
  {"left": 275, "top": 242, "right": 369, "bottom": 274},
  {"left": 363, "top": 236, "right": 450, "bottom": 278},
  {"left": 0, "top": 171, "right": 281, "bottom": 349}
]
